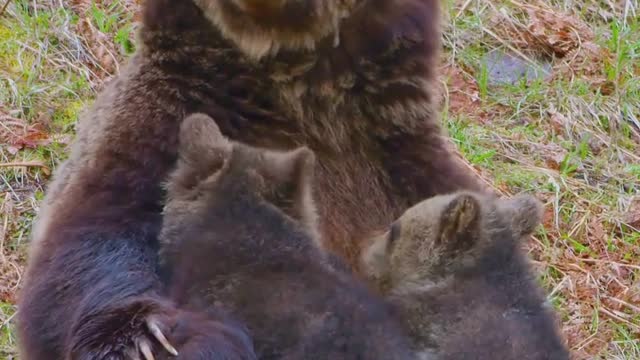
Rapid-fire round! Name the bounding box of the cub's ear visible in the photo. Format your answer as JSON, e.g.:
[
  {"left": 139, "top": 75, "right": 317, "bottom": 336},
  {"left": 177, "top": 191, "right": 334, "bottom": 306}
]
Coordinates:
[
  {"left": 178, "top": 113, "right": 231, "bottom": 173},
  {"left": 501, "top": 195, "right": 543, "bottom": 238},
  {"left": 360, "top": 222, "right": 399, "bottom": 279},
  {"left": 438, "top": 193, "right": 481, "bottom": 253},
  {"left": 262, "top": 147, "right": 317, "bottom": 227}
]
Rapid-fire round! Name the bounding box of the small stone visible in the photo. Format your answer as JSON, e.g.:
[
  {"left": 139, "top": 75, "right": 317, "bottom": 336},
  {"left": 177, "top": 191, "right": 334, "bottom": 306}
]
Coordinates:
[{"left": 483, "top": 50, "right": 552, "bottom": 86}]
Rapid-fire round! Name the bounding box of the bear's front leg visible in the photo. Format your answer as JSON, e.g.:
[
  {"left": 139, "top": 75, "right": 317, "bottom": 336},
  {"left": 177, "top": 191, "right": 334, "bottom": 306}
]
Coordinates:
[{"left": 66, "top": 296, "right": 178, "bottom": 360}]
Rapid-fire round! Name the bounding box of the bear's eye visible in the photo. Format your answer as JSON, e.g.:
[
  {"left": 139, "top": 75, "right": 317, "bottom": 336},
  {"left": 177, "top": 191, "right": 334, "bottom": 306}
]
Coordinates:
[{"left": 388, "top": 220, "right": 401, "bottom": 247}]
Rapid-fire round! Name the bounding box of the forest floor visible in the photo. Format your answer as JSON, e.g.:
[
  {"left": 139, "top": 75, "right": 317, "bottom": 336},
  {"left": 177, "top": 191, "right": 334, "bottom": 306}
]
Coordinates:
[{"left": 0, "top": 0, "right": 638, "bottom": 359}]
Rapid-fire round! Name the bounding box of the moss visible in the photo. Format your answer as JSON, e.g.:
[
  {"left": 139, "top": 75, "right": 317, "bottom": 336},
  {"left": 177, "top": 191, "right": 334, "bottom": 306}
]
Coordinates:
[
  {"left": 494, "top": 164, "right": 544, "bottom": 192},
  {"left": 52, "top": 99, "right": 84, "bottom": 131}
]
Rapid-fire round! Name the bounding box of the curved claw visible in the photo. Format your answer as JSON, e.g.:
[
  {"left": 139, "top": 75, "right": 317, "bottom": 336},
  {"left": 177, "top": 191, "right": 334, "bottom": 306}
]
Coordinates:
[
  {"left": 146, "top": 317, "right": 179, "bottom": 356},
  {"left": 139, "top": 340, "right": 155, "bottom": 360}
]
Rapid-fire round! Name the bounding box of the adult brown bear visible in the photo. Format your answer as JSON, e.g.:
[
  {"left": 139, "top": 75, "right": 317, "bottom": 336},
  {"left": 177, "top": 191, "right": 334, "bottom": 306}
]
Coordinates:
[{"left": 18, "top": 0, "right": 483, "bottom": 358}]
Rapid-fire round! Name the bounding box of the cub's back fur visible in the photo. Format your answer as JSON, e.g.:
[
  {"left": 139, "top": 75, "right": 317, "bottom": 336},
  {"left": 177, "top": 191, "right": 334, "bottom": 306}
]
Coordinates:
[
  {"left": 160, "top": 114, "right": 413, "bottom": 359},
  {"left": 361, "top": 192, "right": 570, "bottom": 360}
]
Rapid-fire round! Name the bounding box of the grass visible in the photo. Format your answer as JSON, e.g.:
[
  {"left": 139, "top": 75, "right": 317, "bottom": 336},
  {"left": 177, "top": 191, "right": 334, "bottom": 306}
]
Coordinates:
[
  {"left": 0, "top": 0, "right": 638, "bottom": 359},
  {"left": 440, "top": 1, "right": 640, "bottom": 357}
]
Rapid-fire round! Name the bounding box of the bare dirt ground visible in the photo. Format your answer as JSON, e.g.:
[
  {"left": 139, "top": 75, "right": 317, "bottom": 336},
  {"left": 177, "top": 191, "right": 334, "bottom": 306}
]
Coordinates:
[{"left": 1, "top": 0, "right": 638, "bottom": 359}]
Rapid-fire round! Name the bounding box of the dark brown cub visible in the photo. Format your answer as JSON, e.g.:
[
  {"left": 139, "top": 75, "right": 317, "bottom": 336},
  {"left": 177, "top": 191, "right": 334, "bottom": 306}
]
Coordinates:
[{"left": 160, "top": 113, "right": 413, "bottom": 359}]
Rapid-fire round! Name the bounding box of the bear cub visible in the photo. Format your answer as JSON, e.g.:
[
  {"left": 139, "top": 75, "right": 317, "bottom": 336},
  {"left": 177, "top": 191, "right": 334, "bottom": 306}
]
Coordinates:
[
  {"left": 158, "top": 113, "right": 413, "bottom": 359},
  {"left": 361, "top": 191, "right": 570, "bottom": 360}
]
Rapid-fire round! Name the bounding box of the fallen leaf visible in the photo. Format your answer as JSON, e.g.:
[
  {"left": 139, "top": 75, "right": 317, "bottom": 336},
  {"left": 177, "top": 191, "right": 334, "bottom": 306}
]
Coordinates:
[
  {"left": 624, "top": 198, "right": 640, "bottom": 228},
  {"left": 588, "top": 218, "right": 606, "bottom": 242},
  {"left": 548, "top": 109, "right": 567, "bottom": 134},
  {"left": 591, "top": 79, "right": 616, "bottom": 96},
  {"left": 542, "top": 205, "right": 556, "bottom": 229},
  {"left": 6, "top": 146, "right": 20, "bottom": 155},
  {"left": 542, "top": 143, "right": 568, "bottom": 170},
  {"left": 523, "top": 3, "right": 594, "bottom": 58},
  {"left": 9, "top": 123, "right": 51, "bottom": 149}
]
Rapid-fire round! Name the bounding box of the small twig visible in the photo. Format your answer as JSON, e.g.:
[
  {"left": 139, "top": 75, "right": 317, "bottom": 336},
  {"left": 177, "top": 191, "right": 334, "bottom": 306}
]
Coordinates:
[
  {"left": 455, "top": 0, "right": 473, "bottom": 19},
  {"left": 480, "top": 26, "right": 542, "bottom": 70},
  {"left": 0, "top": 161, "right": 51, "bottom": 175},
  {"left": 0, "top": 310, "right": 17, "bottom": 330},
  {"left": 0, "top": 0, "right": 12, "bottom": 16},
  {"left": 0, "top": 193, "right": 8, "bottom": 262},
  {"left": 604, "top": 296, "right": 640, "bottom": 314},
  {"left": 578, "top": 258, "right": 640, "bottom": 271},
  {"left": 598, "top": 307, "right": 640, "bottom": 332}
]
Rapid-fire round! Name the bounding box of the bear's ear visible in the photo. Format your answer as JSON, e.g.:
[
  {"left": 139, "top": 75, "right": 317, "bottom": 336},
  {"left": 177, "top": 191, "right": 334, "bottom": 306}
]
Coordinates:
[
  {"left": 178, "top": 113, "right": 231, "bottom": 174},
  {"left": 500, "top": 195, "right": 543, "bottom": 238},
  {"left": 262, "top": 147, "right": 317, "bottom": 226},
  {"left": 437, "top": 193, "right": 481, "bottom": 254}
]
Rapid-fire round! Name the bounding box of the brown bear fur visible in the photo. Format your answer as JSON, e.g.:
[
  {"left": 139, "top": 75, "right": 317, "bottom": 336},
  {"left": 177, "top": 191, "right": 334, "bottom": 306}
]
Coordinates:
[
  {"left": 19, "top": 0, "right": 482, "bottom": 358},
  {"left": 159, "top": 113, "right": 413, "bottom": 359},
  {"left": 360, "top": 192, "right": 569, "bottom": 359}
]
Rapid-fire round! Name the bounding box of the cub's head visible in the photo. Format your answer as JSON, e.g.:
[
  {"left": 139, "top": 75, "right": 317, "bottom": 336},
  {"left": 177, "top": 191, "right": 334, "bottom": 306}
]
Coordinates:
[
  {"left": 361, "top": 191, "right": 543, "bottom": 291},
  {"left": 162, "top": 113, "right": 318, "bottom": 242},
  {"left": 193, "top": 0, "right": 360, "bottom": 59}
]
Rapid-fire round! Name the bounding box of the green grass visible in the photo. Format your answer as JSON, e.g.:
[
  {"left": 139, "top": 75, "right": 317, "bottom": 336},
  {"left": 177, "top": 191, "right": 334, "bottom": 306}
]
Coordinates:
[
  {"left": 1, "top": 0, "right": 639, "bottom": 359},
  {"left": 0, "top": 301, "right": 17, "bottom": 359},
  {"left": 0, "top": 1, "right": 136, "bottom": 358},
  {"left": 440, "top": 0, "right": 640, "bottom": 358}
]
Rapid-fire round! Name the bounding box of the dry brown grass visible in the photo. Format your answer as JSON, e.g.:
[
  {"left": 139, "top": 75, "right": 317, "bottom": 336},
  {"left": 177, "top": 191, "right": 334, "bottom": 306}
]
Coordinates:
[{"left": 1, "top": 0, "right": 639, "bottom": 359}]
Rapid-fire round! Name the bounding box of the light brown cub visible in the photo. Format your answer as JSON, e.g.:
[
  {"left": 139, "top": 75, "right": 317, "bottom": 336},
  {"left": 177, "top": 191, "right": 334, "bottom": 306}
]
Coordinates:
[{"left": 361, "top": 192, "right": 570, "bottom": 360}]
